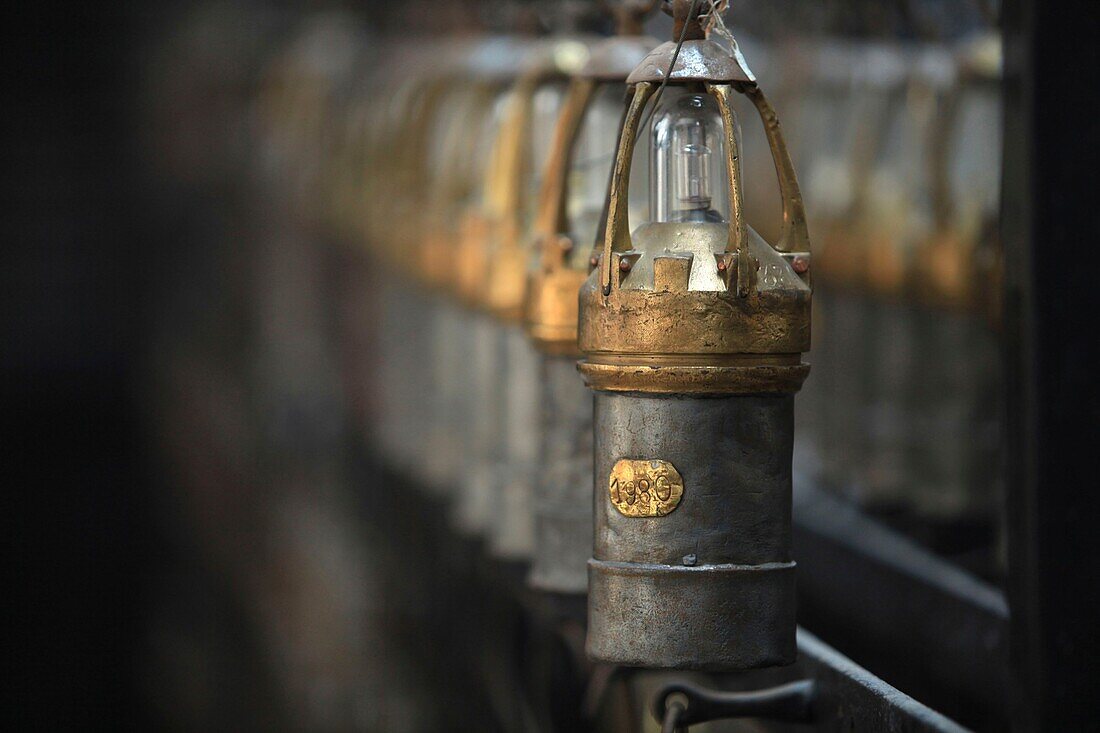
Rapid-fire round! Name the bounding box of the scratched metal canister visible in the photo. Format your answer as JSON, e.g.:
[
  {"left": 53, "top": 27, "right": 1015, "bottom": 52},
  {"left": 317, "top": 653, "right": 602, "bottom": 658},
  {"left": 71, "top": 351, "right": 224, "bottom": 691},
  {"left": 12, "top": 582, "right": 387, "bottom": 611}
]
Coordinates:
[{"left": 579, "top": 1, "right": 812, "bottom": 670}]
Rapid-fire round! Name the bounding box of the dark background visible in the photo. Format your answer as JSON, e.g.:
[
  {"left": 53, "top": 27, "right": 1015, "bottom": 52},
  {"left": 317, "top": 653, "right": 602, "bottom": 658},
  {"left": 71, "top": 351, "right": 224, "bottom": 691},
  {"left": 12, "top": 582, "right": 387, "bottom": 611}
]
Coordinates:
[{"left": 5, "top": 2, "right": 153, "bottom": 727}]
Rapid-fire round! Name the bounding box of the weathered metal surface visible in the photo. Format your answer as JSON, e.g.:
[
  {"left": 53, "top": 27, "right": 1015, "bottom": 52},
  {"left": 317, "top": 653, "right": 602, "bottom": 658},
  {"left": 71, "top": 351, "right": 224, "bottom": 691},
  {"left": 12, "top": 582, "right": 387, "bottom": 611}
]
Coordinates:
[
  {"left": 580, "top": 29, "right": 809, "bottom": 671},
  {"left": 626, "top": 39, "right": 755, "bottom": 84},
  {"left": 489, "top": 325, "right": 540, "bottom": 561},
  {"left": 587, "top": 392, "right": 796, "bottom": 669},
  {"left": 528, "top": 355, "right": 593, "bottom": 595},
  {"left": 587, "top": 558, "right": 796, "bottom": 670},
  {"left": 525, "top": 77, "right": 596, "bottom": 353},
  {"left": 451, "top": 313, "right": 505, "bottom": 538},
  {"left": 578, "top": 361, "right": 810, "bottom": 395}
]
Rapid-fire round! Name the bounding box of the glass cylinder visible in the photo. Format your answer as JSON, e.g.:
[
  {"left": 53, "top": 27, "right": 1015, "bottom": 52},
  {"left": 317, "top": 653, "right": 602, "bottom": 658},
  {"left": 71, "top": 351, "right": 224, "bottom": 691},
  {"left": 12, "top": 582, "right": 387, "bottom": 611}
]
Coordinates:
[{"left": 650, "top": 87, "right": 730, "bottom": 224}]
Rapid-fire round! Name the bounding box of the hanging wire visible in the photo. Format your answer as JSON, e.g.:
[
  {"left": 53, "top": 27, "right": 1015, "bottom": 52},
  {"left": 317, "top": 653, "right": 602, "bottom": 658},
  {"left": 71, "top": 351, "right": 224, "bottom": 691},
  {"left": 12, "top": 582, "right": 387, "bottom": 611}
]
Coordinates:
[
  {"left": 704, "top": 0, "right": 735, "bottom": 49},
  {"left": 569, "top": 0, "right": 707, "bottom": 174},
  {"left": 703, "top": 0, "right": 755, "bottom": 81},
  {"left": 635, "top": 0, "right": 705, "bottom": 142}
]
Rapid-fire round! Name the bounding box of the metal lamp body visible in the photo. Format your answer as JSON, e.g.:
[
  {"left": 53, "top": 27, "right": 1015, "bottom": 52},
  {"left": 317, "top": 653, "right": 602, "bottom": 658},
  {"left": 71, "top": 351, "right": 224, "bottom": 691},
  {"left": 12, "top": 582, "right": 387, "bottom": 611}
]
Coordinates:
[
  {"left": 579, "top": 24, "right": 812, "bottom": 670},
  {"left": 435, "top": 40, "right": 528, "bottom": 541},
  {"left": 453, "top": 311, "right": 506, "bottom": 538},
  {"left": 588, "top": 391, "right": 796, "bottom": 669},
  {"left": 492, "top": 323, "right": 542, "bottom": 560},
  {"left": 528, "top": 353, "right": 595, "bottom": 594},
  {"left": 582, "top": 220, "right": 808, "bottom": 671}
]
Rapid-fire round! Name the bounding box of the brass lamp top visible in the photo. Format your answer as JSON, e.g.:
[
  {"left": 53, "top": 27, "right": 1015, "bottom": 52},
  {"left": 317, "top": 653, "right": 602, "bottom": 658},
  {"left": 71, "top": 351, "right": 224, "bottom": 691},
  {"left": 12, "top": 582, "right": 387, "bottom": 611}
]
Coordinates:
[{"left": 578, "top": 11, "right": 812, "bottom": 396}]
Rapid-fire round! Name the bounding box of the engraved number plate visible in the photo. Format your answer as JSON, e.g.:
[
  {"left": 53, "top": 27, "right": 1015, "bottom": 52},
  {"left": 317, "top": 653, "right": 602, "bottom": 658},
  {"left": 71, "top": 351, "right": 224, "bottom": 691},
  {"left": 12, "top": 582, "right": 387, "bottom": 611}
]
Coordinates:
[{"left": 609, "top": 459, "right": 683, "bottom": 517}]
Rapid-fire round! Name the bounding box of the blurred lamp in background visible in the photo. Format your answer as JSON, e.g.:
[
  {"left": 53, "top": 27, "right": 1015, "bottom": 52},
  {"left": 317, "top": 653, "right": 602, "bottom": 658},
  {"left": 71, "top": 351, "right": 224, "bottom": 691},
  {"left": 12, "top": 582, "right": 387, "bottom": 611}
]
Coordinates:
[
  {"left": 459, "top": 31, "right": 593, "bottom": 565},
  {"left": 524, "top": 0, "right": 658, "bottom": 600}
]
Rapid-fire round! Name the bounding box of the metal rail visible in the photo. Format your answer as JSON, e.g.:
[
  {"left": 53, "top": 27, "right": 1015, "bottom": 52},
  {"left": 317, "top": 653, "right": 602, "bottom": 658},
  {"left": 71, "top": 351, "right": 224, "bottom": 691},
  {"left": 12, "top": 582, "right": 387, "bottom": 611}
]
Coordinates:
[{"left": 792, "top": 478, "right": 1008, "bottom": 729}]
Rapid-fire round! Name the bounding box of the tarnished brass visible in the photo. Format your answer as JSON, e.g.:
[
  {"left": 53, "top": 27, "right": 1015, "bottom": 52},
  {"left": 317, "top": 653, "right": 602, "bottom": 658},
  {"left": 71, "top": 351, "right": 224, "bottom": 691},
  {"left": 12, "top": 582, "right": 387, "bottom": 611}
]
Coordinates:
[
  {"left": 460, "top": 39, "right": 594, "bottom": 318},
  {"left": 421, "top": 80, "right": 506, "bottom": 291},
  {"left": 454, "top": 74, "right": 521, "bottom": 309},
  {"left": 609, "top": 459, "right": 684, "bottom": 517},
  {"left": 524, "top": 78, "right": 595, "bottom": 350},
  {"left": 580, "top": 362, "right": 810, "bottom": 395},
  {"left": 525, "top": 30, "right": 657, "bottom": 353},
  {"left": 596, "top": 81, "right": 656, "bottom": 296},
  {"left": 585, "top": 200, "right": 809, "bottom": 394}
]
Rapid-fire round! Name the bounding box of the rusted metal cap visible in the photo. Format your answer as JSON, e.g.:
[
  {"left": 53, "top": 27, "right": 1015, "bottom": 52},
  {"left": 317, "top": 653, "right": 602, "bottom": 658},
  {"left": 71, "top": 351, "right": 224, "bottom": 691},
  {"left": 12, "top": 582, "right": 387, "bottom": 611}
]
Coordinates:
[{"left": 626, "top": 39, "right": 754, "bottom": 84}]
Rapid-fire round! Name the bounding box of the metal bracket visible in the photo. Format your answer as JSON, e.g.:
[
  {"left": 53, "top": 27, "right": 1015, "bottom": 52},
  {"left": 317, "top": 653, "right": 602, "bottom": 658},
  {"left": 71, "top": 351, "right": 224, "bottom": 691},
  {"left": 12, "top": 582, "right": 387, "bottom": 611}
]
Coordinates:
[{"left": 652, "top": 678, "right": 817, "bottom": 731}]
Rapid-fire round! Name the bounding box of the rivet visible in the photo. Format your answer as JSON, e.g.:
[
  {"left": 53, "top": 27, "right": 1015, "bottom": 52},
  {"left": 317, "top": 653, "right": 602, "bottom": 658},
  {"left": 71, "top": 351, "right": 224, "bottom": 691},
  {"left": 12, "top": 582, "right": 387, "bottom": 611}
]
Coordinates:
[{"left": 792, "top": 256, "right": 809, "bottom": 274}]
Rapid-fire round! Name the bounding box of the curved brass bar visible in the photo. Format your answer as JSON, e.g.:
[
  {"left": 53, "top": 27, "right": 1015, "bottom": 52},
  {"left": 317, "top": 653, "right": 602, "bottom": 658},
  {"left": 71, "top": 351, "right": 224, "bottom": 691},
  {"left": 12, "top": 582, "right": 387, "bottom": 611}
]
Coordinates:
[
  {"left": 533, "top": 78, "right": 598, "bottom": 240},
  {"left": 435, "top": 82, "right": 499, "bottom": 215},
  {"left": 742, "top": 85, "right": 811, "bottom": 255},
  {"left": 591, "top": 95, "right": 633, "bottom": 262},
  {"left": 600, "top": 80, "right": 655, "bottom": 295},
  {"left": 488, "top": 76, "right": 536, "bottom": 244},
  {"left": 480, "top": 89, "right": 511, "bottom": 222},
  {"left": 505, "top": 79, "right": 538, "bottom": 251},
  {"left": 706, "top": 84, "right": 748, "bottom": 256}
]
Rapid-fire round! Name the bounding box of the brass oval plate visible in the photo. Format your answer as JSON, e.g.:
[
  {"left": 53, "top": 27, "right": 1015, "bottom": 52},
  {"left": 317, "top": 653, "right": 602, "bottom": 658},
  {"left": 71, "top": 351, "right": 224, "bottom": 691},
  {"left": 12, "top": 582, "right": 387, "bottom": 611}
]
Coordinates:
[{"left": 609, "top": 459, "right": 683, "bottom": 517}]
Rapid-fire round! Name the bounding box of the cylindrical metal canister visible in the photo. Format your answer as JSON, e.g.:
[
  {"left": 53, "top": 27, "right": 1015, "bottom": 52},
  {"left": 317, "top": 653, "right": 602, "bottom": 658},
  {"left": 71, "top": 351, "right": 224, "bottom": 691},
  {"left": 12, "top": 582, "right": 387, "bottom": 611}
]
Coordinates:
[
  {"left": 492, "top": 324, "right": 542, "bottom": 560},
  {"left": 528, "top": 354, "right": 594, "bottom": 593},
  {"left": 440, "top": 39, "right": 528, "bottom": 541},
  {"left": 587, "top": 392, "right": 796, "bottom": 669},
  {"left": 453, "top": 311, "right": 505, "bottom": 538}
]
